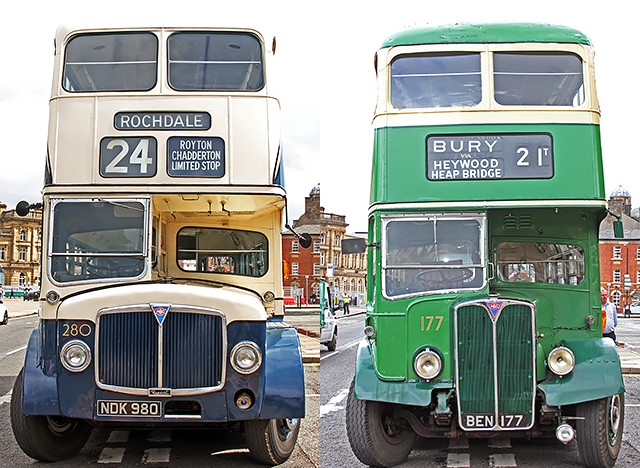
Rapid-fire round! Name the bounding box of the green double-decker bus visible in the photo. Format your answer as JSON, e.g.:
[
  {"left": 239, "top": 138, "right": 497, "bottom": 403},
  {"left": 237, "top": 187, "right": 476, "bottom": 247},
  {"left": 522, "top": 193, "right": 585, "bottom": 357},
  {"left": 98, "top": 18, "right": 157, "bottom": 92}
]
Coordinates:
[{"left": 344, "top": 23, "right": 624, "bottom": 468}]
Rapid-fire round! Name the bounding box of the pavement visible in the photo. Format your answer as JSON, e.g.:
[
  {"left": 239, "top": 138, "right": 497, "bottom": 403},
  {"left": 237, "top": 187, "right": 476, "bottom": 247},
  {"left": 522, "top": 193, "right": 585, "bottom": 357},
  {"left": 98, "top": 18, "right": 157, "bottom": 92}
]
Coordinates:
[{"left": 5, "top": 298, "right": 640, "bottom": 372}]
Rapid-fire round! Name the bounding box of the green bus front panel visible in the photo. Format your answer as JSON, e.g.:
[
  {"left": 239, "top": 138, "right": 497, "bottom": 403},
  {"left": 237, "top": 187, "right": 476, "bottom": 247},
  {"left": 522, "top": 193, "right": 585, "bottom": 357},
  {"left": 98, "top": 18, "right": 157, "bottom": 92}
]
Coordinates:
[
  {"left": 456, "top": 301, "right": 535, "bottom": 431},
  {"left": 371, "top": 123, "right": 604, "bottom": 206}
]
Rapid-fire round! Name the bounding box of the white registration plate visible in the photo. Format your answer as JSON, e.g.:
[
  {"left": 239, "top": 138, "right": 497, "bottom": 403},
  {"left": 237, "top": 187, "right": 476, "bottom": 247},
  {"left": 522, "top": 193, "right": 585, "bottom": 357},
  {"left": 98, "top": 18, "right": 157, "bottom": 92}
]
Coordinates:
[{"left": 97, "top": 400, "right": 162, "bottom": 417}]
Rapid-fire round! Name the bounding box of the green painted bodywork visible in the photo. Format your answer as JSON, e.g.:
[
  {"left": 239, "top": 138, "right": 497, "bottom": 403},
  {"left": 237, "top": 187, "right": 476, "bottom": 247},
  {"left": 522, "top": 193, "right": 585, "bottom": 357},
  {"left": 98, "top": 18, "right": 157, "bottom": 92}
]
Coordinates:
[
  {"left": 371, "top": 123, "right": 605, "bottom": 207},
  {"left": 359, "top": 22, "right": 624, "bottom": 421},
  {"left": 381, "top": 23, "right": 591, "bottom": 49}
]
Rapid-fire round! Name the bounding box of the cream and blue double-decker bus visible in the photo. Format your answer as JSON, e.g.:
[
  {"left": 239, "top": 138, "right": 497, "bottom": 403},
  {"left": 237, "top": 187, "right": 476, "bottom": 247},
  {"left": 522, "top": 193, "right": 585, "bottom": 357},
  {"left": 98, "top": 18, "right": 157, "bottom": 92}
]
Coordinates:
[
  {"left": 344, "top": 23, "right": 625, "bottom": 468},
  {"left": 10, "top": 25, "right": 308, "bottom": 465}
]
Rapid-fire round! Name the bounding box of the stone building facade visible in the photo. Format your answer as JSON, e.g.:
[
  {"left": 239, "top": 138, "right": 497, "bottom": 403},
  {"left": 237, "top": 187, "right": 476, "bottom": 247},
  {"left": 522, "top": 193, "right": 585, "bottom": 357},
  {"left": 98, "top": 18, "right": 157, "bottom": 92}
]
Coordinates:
[
  {"left": 0, "top": 202, "right": 42, "bottom": 291},
  {"left": 599, "top": 186, "right": 640, "bottom": 310},
  {"left": 282, "top": 185, "right": 366, "bottom": 305}
]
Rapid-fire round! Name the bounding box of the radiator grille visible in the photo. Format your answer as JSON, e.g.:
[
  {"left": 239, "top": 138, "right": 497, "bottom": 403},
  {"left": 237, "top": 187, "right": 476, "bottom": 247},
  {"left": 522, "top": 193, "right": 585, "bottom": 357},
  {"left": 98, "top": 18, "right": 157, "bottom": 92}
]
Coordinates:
[
  {"left": 455, "top": 300, "right": 535, "bottom": 431},
  {"left": 97, "top": 307, "right": 224, "bottom": 393}
]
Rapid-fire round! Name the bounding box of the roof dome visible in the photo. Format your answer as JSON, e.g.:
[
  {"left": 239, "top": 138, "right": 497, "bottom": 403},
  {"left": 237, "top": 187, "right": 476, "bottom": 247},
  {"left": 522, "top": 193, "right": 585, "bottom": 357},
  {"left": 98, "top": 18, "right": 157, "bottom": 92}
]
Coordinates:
[
  {"left": 309, "top": 184, "right": 320, "bottom": 196},
  {"left": 610, "top": 185, "right": 630, "bottom": 198}
]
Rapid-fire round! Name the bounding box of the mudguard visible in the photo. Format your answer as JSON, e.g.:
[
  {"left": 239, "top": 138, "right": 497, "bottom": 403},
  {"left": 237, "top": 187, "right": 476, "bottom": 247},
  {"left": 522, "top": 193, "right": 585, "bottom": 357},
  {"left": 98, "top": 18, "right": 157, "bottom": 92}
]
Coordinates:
[
  {"left": 260, "top": 322, "right": 305, "bottom": 418},
  {"left": 21, "top": 329, "right": 61, "bottom": 415},
  {"left": 538, "top": 337, "right": 625, "bottom": 406},
  {"left": 353, "top": 339, "right": 452, "bottom": 406}
]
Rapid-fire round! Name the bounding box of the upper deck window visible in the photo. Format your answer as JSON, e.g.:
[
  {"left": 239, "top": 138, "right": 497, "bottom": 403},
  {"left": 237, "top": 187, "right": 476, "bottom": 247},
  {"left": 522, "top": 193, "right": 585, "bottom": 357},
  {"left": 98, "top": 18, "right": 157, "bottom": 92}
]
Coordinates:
[
  {"left": 168, "top": 33, "right": 264, "bottom": 91},
  {"left": 63, "top": 33, "right": 157, "bottom": 92},
  {"left": 390, "top": 53, "right": 481, "bottom": 108},
  {"left": 383, "top": 216, "right": 484, "bottom": 298},
  {"left": 493, "top": 52, "right": 584, "bottom": 106}
]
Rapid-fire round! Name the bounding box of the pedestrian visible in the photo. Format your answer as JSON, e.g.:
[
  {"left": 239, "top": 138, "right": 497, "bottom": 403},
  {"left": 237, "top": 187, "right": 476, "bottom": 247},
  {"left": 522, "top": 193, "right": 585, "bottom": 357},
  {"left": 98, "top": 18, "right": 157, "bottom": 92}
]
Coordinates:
[
  {"left": 601, "top": 289, "right": 618, "bottom": 344},
  {"left": 624, "top": 304, "right": 631, "bottom": 318},
  {"left": 343, "top": 294, "right": 350, "bottom": 314}
]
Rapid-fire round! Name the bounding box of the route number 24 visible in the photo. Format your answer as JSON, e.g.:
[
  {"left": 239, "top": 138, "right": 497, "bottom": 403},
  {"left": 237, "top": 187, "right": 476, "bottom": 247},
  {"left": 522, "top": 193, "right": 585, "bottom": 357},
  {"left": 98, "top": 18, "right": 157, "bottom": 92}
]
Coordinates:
[{"left": 100, "top": 137, "right": 157, "bottom": 177}]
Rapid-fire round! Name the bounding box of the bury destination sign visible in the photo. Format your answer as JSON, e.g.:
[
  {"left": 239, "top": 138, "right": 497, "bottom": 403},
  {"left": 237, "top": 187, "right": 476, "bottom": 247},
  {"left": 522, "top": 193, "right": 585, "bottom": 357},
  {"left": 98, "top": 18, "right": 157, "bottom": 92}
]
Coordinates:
[{"left": 426, "top": 134, "right": 553, "bottom": 181}]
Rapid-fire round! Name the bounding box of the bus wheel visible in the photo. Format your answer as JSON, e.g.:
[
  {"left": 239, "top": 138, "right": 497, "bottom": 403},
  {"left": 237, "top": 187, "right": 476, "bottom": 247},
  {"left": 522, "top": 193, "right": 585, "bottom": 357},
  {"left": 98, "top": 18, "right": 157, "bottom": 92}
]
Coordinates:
[
  {"left": 575, "top": 393, "right": 624, "bottom": 468},
  {"left": 345, "top": 378, "right": 416, "bottom": 467},
  {"left": 245, "top": 418, "right": 300, "bottom": 465},
  {"left": 10, "top": 369, "right": 92, "bottom": 462}
]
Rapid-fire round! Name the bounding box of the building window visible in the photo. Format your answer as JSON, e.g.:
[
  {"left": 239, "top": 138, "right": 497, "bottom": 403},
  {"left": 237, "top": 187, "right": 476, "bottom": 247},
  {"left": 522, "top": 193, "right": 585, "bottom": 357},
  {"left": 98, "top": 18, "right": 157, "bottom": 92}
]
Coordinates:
[
  {"left": 334, "top": 253, "right": 339, "bottom": 265},
  {"left": 613, "top": 269, "right": 621, "bottom": 283},
  {"left": 313, "top": 263, "right": 321, "bottom": 275},
  {"left": 0, "top": 247, "right": 5, "bottom": 260},
  {"left": 320, "top": 233, "right": 326, "bottom": 244},
  {"left": 291, "top": 241, "right": 299, "bottom": 253},
  {"left": 320, "top": 252, "right": 325, "bottom": 265},
  {"left": 636, "top": 270, "right": 640, "bottom": 284},
  {"left": 291, "top": 262, "right": 299, "bottom": 275},
  {"left": 313, "top": 241, "right": 320, "bottom": 253},
  {"left": 613, "top": 246, "right": 621, "bottom": 259},
  {"left": 334, "top": 234, "right": 341, "bottom": 247},
  {"left": 636, "top": 246, "right": 640, "bottom": 259},
  {"left": 19, "top": 247, "right": 27, "bottom": 261},
  {"left": 612, "top": 291, "right": 621, "bottom": 308}
]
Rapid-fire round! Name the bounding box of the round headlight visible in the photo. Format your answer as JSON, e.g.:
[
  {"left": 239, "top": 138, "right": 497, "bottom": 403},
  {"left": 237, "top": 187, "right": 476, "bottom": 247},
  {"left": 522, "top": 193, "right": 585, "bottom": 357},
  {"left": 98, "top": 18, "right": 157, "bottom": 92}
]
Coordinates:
[
  {"left": 60, "top": 340, "right": 92, "bottom": 372},
  {"left": 414, "top": 348, "right": 442, "bottom": 381},
  {"left": 262, "top": 290, "right": 276, "bottom": 303},
  {"left": 548, "top": 346, "right": 575, "bottom": 376},
  {"left": 230, "top": 341, "right": 262, "bottom": 374}
]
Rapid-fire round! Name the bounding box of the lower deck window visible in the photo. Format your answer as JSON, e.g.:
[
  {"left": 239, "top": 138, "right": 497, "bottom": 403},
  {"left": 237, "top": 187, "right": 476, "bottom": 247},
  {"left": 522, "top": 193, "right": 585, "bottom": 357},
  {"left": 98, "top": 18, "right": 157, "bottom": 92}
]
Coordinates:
[
  {"left": 177, "top": 227, "right": 268, "bottom": 277},
  {"left": 497, "top": 242, "right": 585, "bottom": 285}
]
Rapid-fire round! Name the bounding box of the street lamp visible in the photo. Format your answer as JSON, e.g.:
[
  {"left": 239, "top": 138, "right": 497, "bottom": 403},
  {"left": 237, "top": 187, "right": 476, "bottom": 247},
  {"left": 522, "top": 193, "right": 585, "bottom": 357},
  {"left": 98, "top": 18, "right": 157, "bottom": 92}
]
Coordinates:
[{"left": 305, "top": 275, "right": 309, "bottom": 304}]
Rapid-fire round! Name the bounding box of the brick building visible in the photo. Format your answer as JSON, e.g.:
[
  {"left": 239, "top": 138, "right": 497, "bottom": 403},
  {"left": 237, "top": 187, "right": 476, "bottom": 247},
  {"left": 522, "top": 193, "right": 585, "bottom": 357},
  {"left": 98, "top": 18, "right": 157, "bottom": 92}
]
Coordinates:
[
  {"left": 282, "top": 185, "right": 366, "bottom": 305},
  {"left": 599, "top": 186, "right": 640, "bottom": 310},
  {"left": 0, "top": 202, "right": 42, "bottom": 292}
]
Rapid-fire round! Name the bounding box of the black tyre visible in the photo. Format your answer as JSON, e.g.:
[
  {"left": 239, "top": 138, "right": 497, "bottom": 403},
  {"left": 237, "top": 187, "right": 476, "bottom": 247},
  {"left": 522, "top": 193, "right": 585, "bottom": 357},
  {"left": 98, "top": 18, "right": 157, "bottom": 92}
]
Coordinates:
[
  {"left": 245, "top": 418, "right": 300, "bottom": 465},
  {"left": 10, "top": 368, "right": 93, "bottom": 462},
  {"left": 345, "top": 377, "right": 416, "bottom": 467},
  {"left": 327, "top": 330, "right": 337, "bottom": 351},
  {"left": 1, "top": 310, "right": 7, "bottom": 325},
  {"left": 576, "top": 393, "right": 624, "bottom": 468}
]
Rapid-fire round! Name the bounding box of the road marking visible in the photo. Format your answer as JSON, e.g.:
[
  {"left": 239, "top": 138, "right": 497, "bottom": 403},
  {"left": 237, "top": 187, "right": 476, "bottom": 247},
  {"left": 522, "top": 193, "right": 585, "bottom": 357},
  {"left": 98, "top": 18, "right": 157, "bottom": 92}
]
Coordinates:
[
  {"left": 320, "top": 338, "right": 361, "bottom": 360},
  {"left": 6, "top": 345, "right": 27, "bottom": 356},
  {"left": 142, "top": 447, "right": 171, "bottom": 464},
  {"left": 98, "top": 447, "right": 125, "bottom": 464},
  {"left": 491, "top": 453, "right": 517, "bottom": 467},
  {"left": 0, "top": 389, "right": 12, "bottom": 407},
  {"left": 320, "top": 388, "right": 349, "bottom": 417},
  {"left": 107, "top": 430, "right": 130, "bottom": 444},
  {"left": 447, "top": 452, "right": 470, "bottom": 467}
]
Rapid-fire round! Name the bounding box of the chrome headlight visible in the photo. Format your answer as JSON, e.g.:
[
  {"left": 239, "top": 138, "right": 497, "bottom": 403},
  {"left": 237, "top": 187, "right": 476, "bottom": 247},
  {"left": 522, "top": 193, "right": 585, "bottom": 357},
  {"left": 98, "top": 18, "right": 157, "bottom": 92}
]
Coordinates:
[
  {"left": 230, "top": 341, "right": 262, "bottom": 374},
  {"left": 548, "top": 346, "right": 575, "bottom": 376},
  {"left": 414, "top": 348, "right": 442, "bottom": 381},
  {"left": 60, "top": 340, "right": 92, "bottom": 372}
]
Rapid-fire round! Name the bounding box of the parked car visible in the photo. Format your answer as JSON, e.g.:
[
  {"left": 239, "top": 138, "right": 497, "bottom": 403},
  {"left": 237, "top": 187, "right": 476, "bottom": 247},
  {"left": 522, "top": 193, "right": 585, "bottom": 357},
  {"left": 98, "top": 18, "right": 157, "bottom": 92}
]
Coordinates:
[
  {"left": 320, "top": 279, "right": 338, "bottom": 351},
  {"left": 629, "top": 302, "right": 640, "bottom": 315},
  {"left": 1, "top": 302, "right": 8, "bottom": 325}
]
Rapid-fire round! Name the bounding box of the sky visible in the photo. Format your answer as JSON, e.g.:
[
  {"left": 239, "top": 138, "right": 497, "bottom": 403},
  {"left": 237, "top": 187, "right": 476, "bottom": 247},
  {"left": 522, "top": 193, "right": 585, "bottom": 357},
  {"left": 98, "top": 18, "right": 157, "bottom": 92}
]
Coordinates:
[{"left": 0, "top": 0, "right": 635, "bottom": 233}]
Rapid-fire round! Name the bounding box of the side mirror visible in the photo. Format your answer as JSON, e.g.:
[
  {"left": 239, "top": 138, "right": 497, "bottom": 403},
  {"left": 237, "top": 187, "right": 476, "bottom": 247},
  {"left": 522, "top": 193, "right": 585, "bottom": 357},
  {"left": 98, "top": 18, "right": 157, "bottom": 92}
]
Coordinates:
[
  {"left": 299, "top": 233, "right": 312, "bottom": 249},
  {"left": 16, "top": 201, "right": 32, "bottom": 217},
  {"left": 614, "top": 220, "right": 624, "bottom": 239},
  {"left": 342, "top": 238, "right": 367, "bottom": 254}
]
